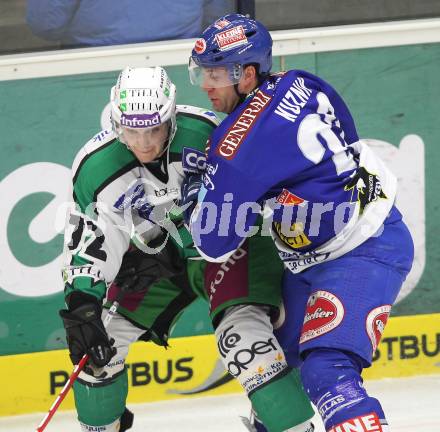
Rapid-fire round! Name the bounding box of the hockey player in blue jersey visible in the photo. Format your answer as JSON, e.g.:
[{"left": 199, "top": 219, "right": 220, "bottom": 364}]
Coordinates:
[{"left": 182, "top": 14, "right": 414, "bottom": 432}]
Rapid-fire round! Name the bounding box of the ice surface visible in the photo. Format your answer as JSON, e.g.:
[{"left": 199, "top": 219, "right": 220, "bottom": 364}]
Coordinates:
[{"left": 1, "top": 375, "right": 439, "bottom": 431}]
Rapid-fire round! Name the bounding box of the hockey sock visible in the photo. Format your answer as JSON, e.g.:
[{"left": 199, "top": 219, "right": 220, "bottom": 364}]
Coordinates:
[
  {"left": 301, "top": 348, "right": 389, "bottom": 431},
  {"left": 250, "top": 368, "right": 314, "bottom": 432},
  {"left": 73, "top": 368, "right": 128, "bottom": 426}
]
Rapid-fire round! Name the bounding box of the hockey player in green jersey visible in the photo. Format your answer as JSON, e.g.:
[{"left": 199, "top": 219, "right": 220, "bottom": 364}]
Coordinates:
[{"left": 60, "top": 66, "right": 314, "bottom": 432}]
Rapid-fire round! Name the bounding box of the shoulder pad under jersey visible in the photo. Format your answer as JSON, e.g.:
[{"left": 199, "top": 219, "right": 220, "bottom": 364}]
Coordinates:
[{"left": 176, "top": 105, "right": 220, "bottom": 127}]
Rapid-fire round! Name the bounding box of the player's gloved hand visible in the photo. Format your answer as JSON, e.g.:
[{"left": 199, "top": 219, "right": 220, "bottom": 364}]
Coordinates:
[
  {"left": 180, "top": 173, "right": 203, "bottom": 225},
  {"left": 59, "top": 292, "right": 116, "bottom": 377},
  {"left": 113, "top": 235, "right": 185, "bottom": 294}
]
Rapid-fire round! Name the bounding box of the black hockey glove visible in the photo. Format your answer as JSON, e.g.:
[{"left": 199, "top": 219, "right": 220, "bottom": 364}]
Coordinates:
[
  {"left": 59, "top": 293, "right": 116, "bottom": 376},
  {"left": 113, "top": 235, "right": 185, "bottom": 294},
  {"left": 180, "top": 173, "right": 203, "bottom": 225}
]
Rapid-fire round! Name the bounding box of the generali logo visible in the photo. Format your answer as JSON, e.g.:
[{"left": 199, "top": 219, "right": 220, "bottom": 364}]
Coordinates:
[{"left": 216, "top": 90, "right": 271, "bottom": 160}]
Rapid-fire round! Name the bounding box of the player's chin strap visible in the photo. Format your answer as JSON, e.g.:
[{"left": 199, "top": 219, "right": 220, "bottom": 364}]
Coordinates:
[
  {"left": 120, "top": 120, "right": 174, "bottom": 163},
  {"left": 233, "top": 83, "right": 248, "bottom": 107},
  {"left": 153, "top": 121, "right": 174, "bottom": 160},
  {"left": 233, "top": 73, "right": 269, "bottom": 109},
  {"left": 152, "top": 138, "right": 171, "bottom": 161}
]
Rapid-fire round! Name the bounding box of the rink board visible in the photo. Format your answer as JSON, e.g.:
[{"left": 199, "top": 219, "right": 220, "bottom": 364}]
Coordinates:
[{"left": 0, "top": 313, "right": 439, "bottom": 417}]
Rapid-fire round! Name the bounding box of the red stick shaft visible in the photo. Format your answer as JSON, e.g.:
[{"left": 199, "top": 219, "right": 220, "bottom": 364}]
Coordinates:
[{"left": 36, "top": 354, "right": 89, "bottom": 432}]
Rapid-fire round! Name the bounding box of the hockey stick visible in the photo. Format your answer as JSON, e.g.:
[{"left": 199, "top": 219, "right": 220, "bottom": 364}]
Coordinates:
[{"left": 36, "top": 286, "right": 128, "bottom": 432}]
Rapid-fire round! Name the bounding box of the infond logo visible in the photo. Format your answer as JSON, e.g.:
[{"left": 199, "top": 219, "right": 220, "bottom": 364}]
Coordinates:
[{"left": 120, "top": 113, "right": 161, "bottom": 128}]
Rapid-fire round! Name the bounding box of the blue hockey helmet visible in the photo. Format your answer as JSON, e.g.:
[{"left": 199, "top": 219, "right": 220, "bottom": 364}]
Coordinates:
[{"left": 189, "top": 14, "right": 273, "bottom": 88}]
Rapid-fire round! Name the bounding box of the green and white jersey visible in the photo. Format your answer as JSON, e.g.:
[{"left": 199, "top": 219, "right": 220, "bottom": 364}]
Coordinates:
[{"left": 62, "top": 105, "right": 219, "bottom": 301}]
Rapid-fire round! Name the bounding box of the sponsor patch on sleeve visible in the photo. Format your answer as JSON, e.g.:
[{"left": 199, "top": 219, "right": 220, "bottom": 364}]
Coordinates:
[
  {"left": 182, "top": 147, "right": 206, "bottom": 173},
  {"left": 276, "top": 189, "right": 306, "bottom": 206}
]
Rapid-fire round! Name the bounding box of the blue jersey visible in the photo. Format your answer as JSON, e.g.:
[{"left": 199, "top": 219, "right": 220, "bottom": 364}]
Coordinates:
[{"left": 189, "top": 70, "right": 397, "bottom": 272}]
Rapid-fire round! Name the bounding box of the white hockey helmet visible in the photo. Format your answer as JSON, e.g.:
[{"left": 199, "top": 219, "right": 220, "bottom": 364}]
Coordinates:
[{"left": 110, "top": 66, "right": 177, "bottom": 146}]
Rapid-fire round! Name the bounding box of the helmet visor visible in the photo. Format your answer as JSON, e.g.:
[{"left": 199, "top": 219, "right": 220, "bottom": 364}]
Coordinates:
[
  {"left": 120, "top": 123, "right": 170, "bottom": 154},
  {"left": 188, "top": 57, "right": 243, "bottom": 88}
]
